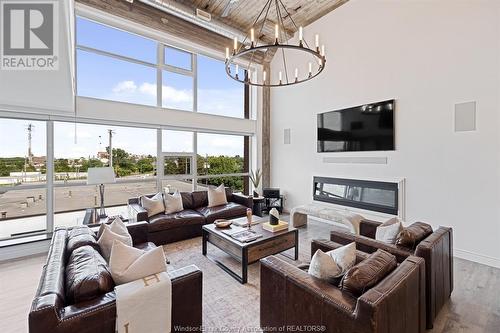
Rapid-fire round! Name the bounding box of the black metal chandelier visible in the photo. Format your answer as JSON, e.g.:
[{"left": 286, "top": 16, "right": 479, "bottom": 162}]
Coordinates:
[{"left": 224, "top": 0, "right": 326, "bottom": 87}]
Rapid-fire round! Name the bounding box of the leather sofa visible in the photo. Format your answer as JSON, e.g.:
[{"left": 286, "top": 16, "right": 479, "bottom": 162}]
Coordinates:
[
  {"left": 128, "top": 189, "right": 253, "bottom": 245},
  {"left": 330, "top": 219, "right": 453, "bottom": 329},
  {"left": 29, "top": 222, "right": 202, "bottom": 333},
  {"left": 260, "top": 239, "right": 426, "bottom": 333}
]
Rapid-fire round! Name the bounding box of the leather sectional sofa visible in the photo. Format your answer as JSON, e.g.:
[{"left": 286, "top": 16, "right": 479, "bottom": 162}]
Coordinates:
[
  {"left": 260, "top": 239, "right": 426, "bottom": 333},
  {"left": 29, "top": 222, "right": 202, "bottom": 333},
  {"left": 330, "top": 219, "right": 453, "bottom": 329},
  {"left": 128, "top": 189, "right": 253, "bottom": 245}
]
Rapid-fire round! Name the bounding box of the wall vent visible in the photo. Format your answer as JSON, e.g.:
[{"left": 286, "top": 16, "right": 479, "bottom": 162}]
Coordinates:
[{"left": 196, "top": 9, "right": 212, "bottom": 22}]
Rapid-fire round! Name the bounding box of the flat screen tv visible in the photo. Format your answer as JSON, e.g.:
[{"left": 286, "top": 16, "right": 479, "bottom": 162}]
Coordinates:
[{"left": 317, "top": 99, "right": 395, "bottom": 153}]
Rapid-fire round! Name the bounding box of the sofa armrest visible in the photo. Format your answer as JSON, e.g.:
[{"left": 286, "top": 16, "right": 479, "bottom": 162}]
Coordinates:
[
  {"left": 359, "top": 219, "right": 382, "bottom": 239},
  {"left": 169, "top": 265, "right": 203, "bottom": 331},
  {"left": 126, "top": 221, "right": 149, "bottom": 245},
  {"left": 415, "top": 226, "right": 453, "bottom": 328},
  {"left": 260, "top": 256, "right": 357, "bottom": 331},
  {"left": 128, "top": 202, "right": 148, "bottom": 223},
  {"left": 357, "top": 256, "right": 426, "bottom": 333},
  {"left": 232, "top": 193, "right": 253, "bottom": 208},
  {"left": 330, "top": 228, "right": 412, "bottom": 263}
]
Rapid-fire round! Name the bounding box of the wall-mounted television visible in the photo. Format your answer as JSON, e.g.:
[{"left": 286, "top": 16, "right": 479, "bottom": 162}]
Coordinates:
[{"left": 317, "top": 99, "right": 395, "bottom": 153}]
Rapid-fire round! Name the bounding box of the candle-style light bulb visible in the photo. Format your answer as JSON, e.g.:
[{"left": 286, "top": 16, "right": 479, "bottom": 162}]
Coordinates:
[
  {"left": 235, "top": 64, "right": 239, "bottom": 74},
  {"left": 275, "top": 24, "right": 279, "bottom": 43},
  {"left": 294, "top": 68, "right": 299, "bottom": 81},
  {"left": 251, "top": 28, "right": 255, "bottom": 44},
  {"left": 263, "top": 70, "right": 267, "bottom": 83},
  {"left": 279, "top": 71, "right": 282, "bottom": 84},
  {"left": 315, "top": 34, "right": 319, "bottom": 50},
  {"left": 299, "top": 26, "right": 303, "bottom": 45},
  {"left": 308, "top": 62, "right": 312, "bottom": 76},
  {"left": 225, "top": 47, "right": 229, "bottom": 60},
  {"left": 321, "top": 45, "right": 325, "bottom": 56},
  {"left": 233, "top": 37, "right": 238, "bottom": 51}
]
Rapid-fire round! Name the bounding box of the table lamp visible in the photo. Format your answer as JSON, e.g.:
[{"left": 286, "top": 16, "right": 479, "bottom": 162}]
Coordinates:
[{"left": 87, "top": 167, "right": 116, "bottom": 218}]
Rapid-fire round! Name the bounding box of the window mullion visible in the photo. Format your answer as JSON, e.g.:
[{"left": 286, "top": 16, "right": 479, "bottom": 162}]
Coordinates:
[
  {"left": 157, "top": 44, "right": 163, "bottom": 108},
  {"left": 46, "top": 121, "right": 54, "bottom": 233},
  {"left": 193, "top": 54, "right": 198, "bottom": 113}
]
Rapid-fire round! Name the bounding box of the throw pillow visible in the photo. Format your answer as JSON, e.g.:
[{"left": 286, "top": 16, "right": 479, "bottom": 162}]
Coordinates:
[
  {"left": 141, "top": 192, "right": 165, "bottom": 217},
  {"left": 375, "top": 217, "right": 403, "bottom": 244},
  {"left": 163, "top": 189, "right": 184, "bottom": 214},
  {"left": 109, "top": 240, "right": 167, "bottom": 285},
  {"left": 340, "top": 249, "right": 397, "bottom": 297},
  {"left": 396, "top": 222, "right": 433, "bottom": 249},
  {"left": 207, "top": 184, "right": 228, "bottom": 207},
  {"left": 97, "top": 223, "right": 133, "bottom": 262},
  {"left": 308, "top": 242, "right": 356, "bottom": 282}
]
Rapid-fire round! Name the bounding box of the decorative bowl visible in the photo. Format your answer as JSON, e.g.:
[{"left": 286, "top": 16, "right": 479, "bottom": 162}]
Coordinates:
[{"left": 214, "top": 219, "right": 232, "bottom": 228}]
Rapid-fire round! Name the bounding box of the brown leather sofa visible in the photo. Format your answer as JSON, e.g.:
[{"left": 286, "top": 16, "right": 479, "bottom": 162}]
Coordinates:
[
  {"left": 330, "top": 219, "right": 453, "bottom": 329},
  {"left": 260, "top": 239, "right": 426, "bottom": 333},
  {"left": 128, "top": 189, "right": 253, "bottom": 245},
  {"left": 29, "top": 222, "right": 202, "bottom": 333}
]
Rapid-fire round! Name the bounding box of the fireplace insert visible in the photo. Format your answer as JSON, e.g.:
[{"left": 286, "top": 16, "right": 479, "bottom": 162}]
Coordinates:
[{"left": 313, "top": 176, "right": 398, "bottom": 215}]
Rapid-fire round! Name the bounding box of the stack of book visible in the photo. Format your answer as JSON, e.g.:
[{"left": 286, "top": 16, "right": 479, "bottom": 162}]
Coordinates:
[{"left": 262, "top": 221, "right": 289, "bottom": 233}]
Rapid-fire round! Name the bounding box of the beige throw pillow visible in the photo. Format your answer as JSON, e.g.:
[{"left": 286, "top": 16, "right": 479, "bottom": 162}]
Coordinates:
[
  {"left": 97, "top": 223, "right": 133, "bottom": 262},
  {"left": 141, "top": 192, "right": 165, "bottom": 217},
  {"left": 163, "top": 189, "right": 184, "bottom": 214},
  {"left": 109, "top": 240, "right": 167, "bottom": 285},
  {"left": 97, "top": 217, "right": 128, "bottom": 239},
  {"left": 308, "top": 242, "right": 356, "bottom": 281},
  {"left": 375, "top": 217, "right": 403, "bottom": 244},
  {"left": 207, "top": 184, "right": 228, "bottom": 208}
]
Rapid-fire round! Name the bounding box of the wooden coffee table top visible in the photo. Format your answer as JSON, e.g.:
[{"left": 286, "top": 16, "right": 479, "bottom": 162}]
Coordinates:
[{"left": 202, "top": 222, "right": 296, "bottom": 249}]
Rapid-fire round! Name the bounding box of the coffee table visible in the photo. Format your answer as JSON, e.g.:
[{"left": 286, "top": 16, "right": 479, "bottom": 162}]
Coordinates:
[{"left": 202, "top": 220, "right": 298, "bottom": 284}]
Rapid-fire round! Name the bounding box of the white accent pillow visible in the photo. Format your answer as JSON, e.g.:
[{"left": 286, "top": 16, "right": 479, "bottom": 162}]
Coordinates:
[
  {"left": 308, "top": 242, "right": 356, "bottom": 281},
  {"left": 97, "top": 222, "right": 133, "bottom": 262},
  {"left": 141, "top": 192, "right": 165, "bottom": 217},
  {"left": 375, "top": 217, "right": 403, "bottom": 244},
  {"left": 97, "top": 216, "right": 128, "bottom": 239},
  {"left": 109, "top": 240, "right": 167, "bottom": 285},
  {"left": 163, "top": 189, "right": 184, "bottom": 214},
  {"left": 207, "top": 184, "right": 228, "bottom": 208}
]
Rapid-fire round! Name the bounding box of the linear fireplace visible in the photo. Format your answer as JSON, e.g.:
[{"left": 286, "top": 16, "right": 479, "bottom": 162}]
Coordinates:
[{"left": 313, "top": 176, "right": 400, "bottom": 215}]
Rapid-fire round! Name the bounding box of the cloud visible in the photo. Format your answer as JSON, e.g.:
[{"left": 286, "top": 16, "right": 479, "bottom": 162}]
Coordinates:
[{"left": 112, "top": 80, "right": 137, "bottom": 93}]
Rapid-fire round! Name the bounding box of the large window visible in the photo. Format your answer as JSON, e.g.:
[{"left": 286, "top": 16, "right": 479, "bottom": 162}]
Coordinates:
[
  {"left": 76, "top": 16, "right": 246, "bottom": 119},
  {"left": 0, "top": 118, "right": 47, "bottom": 239}
]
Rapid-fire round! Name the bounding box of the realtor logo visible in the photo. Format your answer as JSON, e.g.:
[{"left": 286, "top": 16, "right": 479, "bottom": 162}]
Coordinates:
[{"left": 1, "top": 0, "right": 59, "bottom": 70}]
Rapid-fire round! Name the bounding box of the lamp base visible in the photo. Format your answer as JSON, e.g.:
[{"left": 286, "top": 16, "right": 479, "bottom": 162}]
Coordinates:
[{"left": 98, "top": 184, "right": 107, "bottom": 220}]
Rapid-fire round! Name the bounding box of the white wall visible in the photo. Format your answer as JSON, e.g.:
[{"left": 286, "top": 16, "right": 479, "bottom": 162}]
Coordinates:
[
  {"left": 270, "top": 0, "right": 500, "bottom": 267},
  {"left": 0, "top": 0, "right": 75, "bottom": 115}
]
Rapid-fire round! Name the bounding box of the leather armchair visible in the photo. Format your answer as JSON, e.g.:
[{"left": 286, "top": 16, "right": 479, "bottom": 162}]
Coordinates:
[
  {"left": 260, "top": 239, "right": 426, "bottom": 333},
  {"left": 330, "top": 219, "right": 453, "bottom": 329},
  {"left": 29, "top": 223, "right": 203, "bottom": 333}
]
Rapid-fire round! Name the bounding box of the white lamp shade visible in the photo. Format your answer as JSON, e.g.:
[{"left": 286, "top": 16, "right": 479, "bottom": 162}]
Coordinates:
[{"left": 87, "top": 167, "right": 116, "bottom": 185}]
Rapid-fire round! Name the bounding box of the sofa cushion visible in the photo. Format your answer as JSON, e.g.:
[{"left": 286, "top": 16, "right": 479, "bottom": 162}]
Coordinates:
[
  {"left": 65, "top": 245, "right": 114, "bottom": 304},
  {"left": 148, "top": 209, "right": 206, "bottom": 232},
  {"left": 197, "top": 202, "right": 247, "bottom": 224},
  {"left": 396, "top": 222, "right": 433, "bottom": 249},
  {"left": 67, "top": 226, "right": 99, "bottom": 254},
  {"left": 192, "top": 191, "right": 208, "bottom": 208},
  {"left": 180, "top": 192, "right": 194, "bottom": 210},
  {"left": 340, "top": 249, "right": 397, "bottom": 297}
]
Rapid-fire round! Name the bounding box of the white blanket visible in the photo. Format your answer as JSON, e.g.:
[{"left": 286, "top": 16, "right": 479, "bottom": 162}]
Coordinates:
[
  {"left": 291, "top": 204, "right": 364, "bottom": 234},
  {"left": 115, "top": 272, "right": 172, "bottom": 333}
]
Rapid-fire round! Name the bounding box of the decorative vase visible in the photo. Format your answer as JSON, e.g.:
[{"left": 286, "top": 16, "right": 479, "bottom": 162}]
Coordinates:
[{"left": 269, "top": 208, "right": 280, "bottom": 226}]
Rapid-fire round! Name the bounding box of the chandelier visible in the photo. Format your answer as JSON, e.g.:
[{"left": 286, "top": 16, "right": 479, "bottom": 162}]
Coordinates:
[{"left": 224, "top": 0, "right": 326, "bottom": 87}]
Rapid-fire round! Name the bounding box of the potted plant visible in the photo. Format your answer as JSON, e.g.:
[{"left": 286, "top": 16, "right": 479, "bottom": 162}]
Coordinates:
[{"left": 249, "top": 169, "right": 262, "bottom": 198}]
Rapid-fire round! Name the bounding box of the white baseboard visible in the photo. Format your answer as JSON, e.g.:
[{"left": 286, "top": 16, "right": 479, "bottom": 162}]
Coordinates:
[
  {"left": 0, "top": 240, "right": 50, "bottom": 262},
  {"left": 453, "top": 248, "right": 500, "bottom": 269}
]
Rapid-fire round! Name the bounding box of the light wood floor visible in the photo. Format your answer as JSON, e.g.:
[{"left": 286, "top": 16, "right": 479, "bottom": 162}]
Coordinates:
[{"left": 1, "top": 220, "right": 499, "bottom": 332}]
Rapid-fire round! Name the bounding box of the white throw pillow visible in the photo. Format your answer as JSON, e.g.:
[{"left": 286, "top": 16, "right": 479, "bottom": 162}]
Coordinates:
[
  {"left": 97, "top": 217, "right": 128, "bottom": 239},
  {"left": 97, "top": 223, "right": 133, "bottom": 262},
  {"left": 207, "top": 184, "right": 228, "bottom": 208},
  {"left": 375, "top": 217, "right": 403, "bottom": 244},
  {"left": 141, "top": 192, "right": 165, "bottom": 217},
  {"left": 308, "top": 242, "right": 356, "bottom": 281},
  {"left": 163, "top": 189, "right": 184, "bottom": 214},
  {"left": 109, "top": 240, "right": 167, "bottom": 285}
]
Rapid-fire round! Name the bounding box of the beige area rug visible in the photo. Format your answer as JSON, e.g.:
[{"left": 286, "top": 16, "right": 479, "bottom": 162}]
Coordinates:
[{"left": 162, "top": 219, "right": 335, "bottom": 332}]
